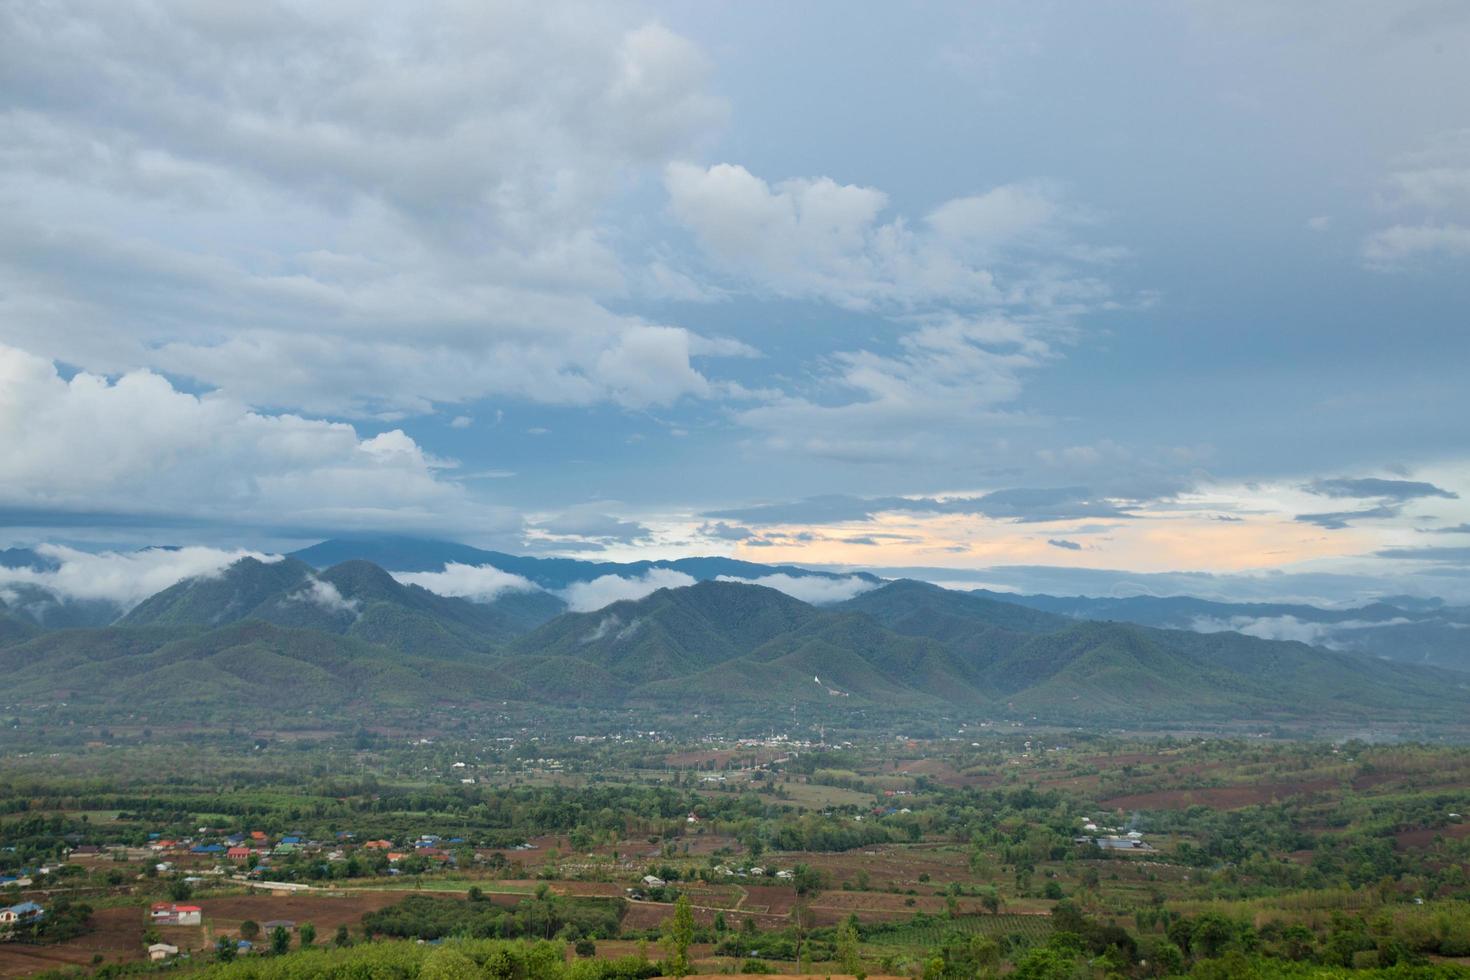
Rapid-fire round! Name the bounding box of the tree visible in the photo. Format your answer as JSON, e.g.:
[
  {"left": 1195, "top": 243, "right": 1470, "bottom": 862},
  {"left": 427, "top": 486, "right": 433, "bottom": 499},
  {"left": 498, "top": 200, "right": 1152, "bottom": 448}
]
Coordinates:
[
  {"left": 663, "top": 893, "right": 695, "bottom": 976},
  {"left": 836, "top": 915, "right": 862, "bottom": 974},
  {"left": 333, "top": 924, "right": 351, "bottom": 947},
  {"left": 240, "top": 920, "right": 260, "bottom": 940},
  {"left": 420, "top": 947, "right": 481, "bottom": 980},
  {"left": 791, "top": 898, "right": 816, "bottom": 971},
  {"left": 270, "top": 925, "right": 290, "bottom": 955},
  {"left": 298, "top": 921, "right": 316, "bottom": 947},
  {"left": 167, "top": 879, "right": 192, "bottom": 901},
  {"left": 793, "top": 863, "right": 826, "bottom": 897},
  {"left": 215, "top": 937, "right": 236, "bottom": 962}
]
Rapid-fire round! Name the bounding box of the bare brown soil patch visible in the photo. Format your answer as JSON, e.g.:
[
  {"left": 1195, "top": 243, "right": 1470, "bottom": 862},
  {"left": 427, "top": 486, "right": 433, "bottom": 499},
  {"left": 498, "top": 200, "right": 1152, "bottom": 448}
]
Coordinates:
[
  {"left": 199, "top": 890, "right": 420, "bottom": 936},
  {"left": 1394, "top": 823, "right": 1470, "bottom": 850},
  {"left": 0, "top": 906, "right": 148, "bottom": 976}
]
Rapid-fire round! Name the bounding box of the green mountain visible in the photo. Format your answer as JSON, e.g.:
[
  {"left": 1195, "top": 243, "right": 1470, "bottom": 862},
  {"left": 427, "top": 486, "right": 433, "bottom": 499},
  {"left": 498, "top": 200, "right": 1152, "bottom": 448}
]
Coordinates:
[
  {"left": 963, "top": 588, "right": 1470, "bottom": 673},
  {"left": 507, "top": 580, "right": 818, "bottom": 683},
  {"left": 0, "top": 611, "right": 41, "bottom": 647},
  {"left": 7, "top": 566, "right": 1467, "bottom": 730},
  {"left": 121, "top": 556, "right": 316, "bottom": 627},
  {"left": 836, "top": 579, "right": 1067, "bottom": 662},
  {"left": 0, "top": 621, "right": 525, "bottom": 719},
  {"left": 122, "top": 557, "right": 564, "bottom": 655}
]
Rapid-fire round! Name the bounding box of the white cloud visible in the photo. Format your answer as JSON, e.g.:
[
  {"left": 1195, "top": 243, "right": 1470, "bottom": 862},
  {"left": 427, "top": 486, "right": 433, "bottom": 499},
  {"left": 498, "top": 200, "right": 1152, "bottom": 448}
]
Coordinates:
[
  {"left": 393, "top": 563, "right": 542, "bottom": 603},
  {"left": 1364, "top": 130, "right": 1470, "bottom": 269},
  {"left": 582, "top": 613, "right": 643, "bottom": 643},
  {"left": 716, "top": 573, "right": 878, "bottom": 605},
  {"left": 559, "top": 568, "right": 696, "bottom": 612},
  {"left": 1362, "top": 224, "right": 1470, "bottom": 267},
  {"left": 0, "top": 344, "right": 516, "bottom": 534},
  {"left": 0, "top": 3, "right": 736, "bottom": 418},
  {"left": 664, "top": 163, "right": 1103, "bottom": 312},
  {"left": 733, "top": 315, "right": 1059, "bottom": 462},
  {"left": 0, "top": 543, "right": 279, "bottom": 610},
  {"left": 663, "top": 161, "right": 1121, "bottom": 462},
  {"left": 289, "top": 577, "right": 360, "bottom": 616},
  {"left": 1188, "top": 614, "right": 1415, "bottom": 648}
]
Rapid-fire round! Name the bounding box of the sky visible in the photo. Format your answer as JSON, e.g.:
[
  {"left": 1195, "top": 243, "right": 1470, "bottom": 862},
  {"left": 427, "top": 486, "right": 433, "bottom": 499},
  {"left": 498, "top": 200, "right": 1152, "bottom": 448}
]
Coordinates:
[{"left": 2, "top": 1, "right": 1469, "bottom": 604}]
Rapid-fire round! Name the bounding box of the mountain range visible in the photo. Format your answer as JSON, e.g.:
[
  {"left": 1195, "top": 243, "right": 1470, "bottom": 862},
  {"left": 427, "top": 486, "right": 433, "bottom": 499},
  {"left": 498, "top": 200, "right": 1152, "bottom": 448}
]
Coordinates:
[{"left": 2, "top": 542, "right": 1467, "bottom": 731}]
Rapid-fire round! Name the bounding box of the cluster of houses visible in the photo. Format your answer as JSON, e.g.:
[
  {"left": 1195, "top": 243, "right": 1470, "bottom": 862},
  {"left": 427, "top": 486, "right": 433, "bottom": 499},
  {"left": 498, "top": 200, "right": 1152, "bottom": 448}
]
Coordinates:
[
  {"left": 1074, "top": 819, "right": 1155, "bottom": 852},
  {"left": 105, "top": 829, "right": 477, "bottom": 879}
]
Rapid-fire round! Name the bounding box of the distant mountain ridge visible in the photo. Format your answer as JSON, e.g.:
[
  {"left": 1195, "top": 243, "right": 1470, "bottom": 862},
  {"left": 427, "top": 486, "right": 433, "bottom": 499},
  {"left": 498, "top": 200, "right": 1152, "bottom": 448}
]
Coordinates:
[
  {"left": 3, "top": 567, "right": 1467, "bottom": 729},
  {"left": 121, "top": 556, "right": 565, "bottom": 654},
  {"left": 967, "top": 589, "right": 1470, "bottom": 672},
  {"left": 288, "top": 535, "right": 880, "bottom": 588}
]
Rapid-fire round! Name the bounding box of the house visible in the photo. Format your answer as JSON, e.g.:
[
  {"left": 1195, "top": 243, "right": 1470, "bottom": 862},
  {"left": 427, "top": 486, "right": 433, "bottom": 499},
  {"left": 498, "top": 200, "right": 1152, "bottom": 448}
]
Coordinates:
[
  {"left": 262, "top": 919, "right": 294, "bottom": 932},
  {"left": 150, "top": 903, "right": 202, "bottom": 926},
  {"left": 227, "top": 846, "right": 252, "bottom": 861},
  {"left": 642, "top": 874, "right": 666, "bottom": 887},
  {"left": 250, "top": 831, "right": 268, "bottom": 842},
  {"left": 0, "top": 902, "right": 45, "bottom": 926},
  {"left": 148, "top": 943, "right": 180, "bottom": 962},
  {"left": 191, "top": 844, "right": 225, "bottom": 855},
  {"left": 364, "top": 840, "right": 392, "bottom": 850}
]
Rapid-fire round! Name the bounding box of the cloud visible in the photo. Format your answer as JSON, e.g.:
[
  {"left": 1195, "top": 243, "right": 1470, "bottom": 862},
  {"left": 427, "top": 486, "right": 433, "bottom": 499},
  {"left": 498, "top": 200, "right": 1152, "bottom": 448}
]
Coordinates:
[
  {"left": 664, "top": 164, "right": 1099, "bottom": 311},
  {"left": 1295, "top": 505, "right": 1403, "bottom": 530},
  {"left": 1295, "top": 477, "right": 1458, "bottom": 529},
  {"left": 0, "top": 543, "right": 279, "bottom": 610},
  {"left": 664, "top": 162, "right": 1123, "bottom": 462},
  {"left": 1363, "top": 224, "right": 1470, "bottom": 267},
  {"left": 0, "top": 4, "right": 736, "bottom": 418},
  {"left": 1420, "top": 523, "right": 1470, "bottom": 534},
  {"left": 1047, "top": 538, "right": 1082, "bottom": 551},
  {"left": 706, "top": 487, "right": 1139, "bottom": 525},
  {"left": 449, "top": 416, "right": 473, "bottom": 429},
  {"left": 393, "top": 563, "right": 542, "bottom": 603},
  {"left": 288, "top": 577, "right": 360, "bottom": 616},
  {"left": 1189, "top": 614, "right": 1415, "bottom": 648},
  {"left": 698, "top": 521, "right": 757, "bottom": 541},
  {"left": 558, "top": 568, "right": 696, "bottom": 612},
  {"left": 536, "top": 505, "right": 652, "bottom": 545},
  {"left": 582, "top": 613, "right": 643, "bottom": 644},
  {"left": 1373, "top": 546, "right": 1470, "bottom": 563},
  {"left": 1364, "top": 130, "right": 1470, "bottom": 269},
  {"left": 715, "top": 573, "right": 877, "bottom": 604},
  {"left": 851, "top": 562, "right": 1470, "bottom": 606},
  {"left": 1304, "top": 477, "right": 1457, "bottom": 501},
  {"left": 0, "top": 344, "right": 515, "bottom": 535}
]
